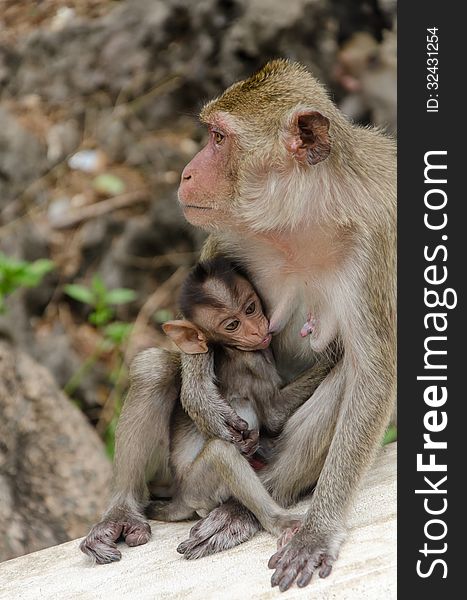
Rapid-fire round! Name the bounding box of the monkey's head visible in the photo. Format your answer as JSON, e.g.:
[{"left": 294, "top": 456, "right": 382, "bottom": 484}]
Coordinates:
[
  {"left": 163, "top": 258, "right": 271, "bottom": 354},
  {"left": 179, "top": 59, "right": 340, "bottom": 232}
]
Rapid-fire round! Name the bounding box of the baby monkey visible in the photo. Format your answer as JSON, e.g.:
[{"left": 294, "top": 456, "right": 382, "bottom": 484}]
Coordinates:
[{"left": 148, "top": 258, "right": 321, "bottom": 539}]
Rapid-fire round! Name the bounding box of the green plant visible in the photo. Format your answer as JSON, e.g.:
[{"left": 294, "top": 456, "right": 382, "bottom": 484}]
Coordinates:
[
  {"left": 383, "top": 424, "right": 397, "bottom": 445},
  {"left": 63, "top": 275, "right": 137, "bottom": 457},
  {"left": 64, "top": 274, "right": 137, "bottom": 326},
  {"left": 0, "top": 252, "right": 54, "bottom": 312}
]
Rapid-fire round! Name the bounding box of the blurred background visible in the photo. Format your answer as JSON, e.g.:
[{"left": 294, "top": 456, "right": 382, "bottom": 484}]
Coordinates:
[{"left": 0, "top": 0, "right": 396, "bottom": 562}]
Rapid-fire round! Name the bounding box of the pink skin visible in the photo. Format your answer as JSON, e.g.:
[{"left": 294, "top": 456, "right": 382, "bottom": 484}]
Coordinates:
[
  {"left": 179, "top": 118, "right": 236, "bottom": 227},
  {"left": 300, "top": 314, "right": 317, "bottom": 338}
]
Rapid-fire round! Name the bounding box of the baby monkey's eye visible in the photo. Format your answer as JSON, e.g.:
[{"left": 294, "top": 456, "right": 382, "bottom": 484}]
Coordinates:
[
  {"left": 225, "top": 320, "right": 240, "bottom": 331},
  {"left": 245, "top": 302, "right": 256, "bottom": 315},
  {"left": 213, "top": 131, "right": 225, "bottom": 144}
]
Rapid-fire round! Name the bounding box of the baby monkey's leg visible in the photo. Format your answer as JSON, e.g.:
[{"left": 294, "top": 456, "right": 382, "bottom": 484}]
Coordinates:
[
  {"left": 146, "top": 498, "right": 196, "bottom": 522},
  {"left": 183, "top": 439, "right": 303, "bottom": 537}
]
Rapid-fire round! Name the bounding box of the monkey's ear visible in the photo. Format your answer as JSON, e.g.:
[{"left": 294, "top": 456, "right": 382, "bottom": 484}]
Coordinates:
[
  {"left": 287, "top": 111, "right": 331, "bottom": 166},
  {"left": 162, "top": 320, "right": 209, "bottom": 354}
]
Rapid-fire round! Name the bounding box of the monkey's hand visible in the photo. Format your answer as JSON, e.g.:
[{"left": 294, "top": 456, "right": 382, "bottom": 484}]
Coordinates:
[
  {"left": 268, "top": 526, "right": 344, "bottom": 592},
  {"left": 237, "top": 428, "right": 259, "bottom": 457}
]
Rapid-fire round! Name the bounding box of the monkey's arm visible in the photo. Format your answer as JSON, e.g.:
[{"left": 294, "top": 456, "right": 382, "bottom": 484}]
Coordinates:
[
  {"left": 80, "top": 348, "right": 180, "bottom": 563},
  {"left": 263, "top": 345, "right": 341, "bottom": 434},
  {"left": 180, "top": 351, "right": 252, "bottom": 446},
  {"left": 269, "top": 278, "right": 396, "bottom": 590}
]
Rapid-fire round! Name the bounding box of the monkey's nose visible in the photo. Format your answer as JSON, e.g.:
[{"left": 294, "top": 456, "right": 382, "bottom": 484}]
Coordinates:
[{"left": 181, "top": 166, "right": 192, "bottom": 182}]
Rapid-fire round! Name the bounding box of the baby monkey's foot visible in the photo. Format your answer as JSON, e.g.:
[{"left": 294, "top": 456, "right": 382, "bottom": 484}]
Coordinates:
[{"left": 300, "top": 314, "right": 317, "bottom": 338}]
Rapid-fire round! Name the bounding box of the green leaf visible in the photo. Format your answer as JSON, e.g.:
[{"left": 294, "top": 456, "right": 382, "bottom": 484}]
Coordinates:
[
  {"left": 104, "top": 288, "right": 137, "bottom": 305},
  {"left": 0, "top": 255, "right": 55, "bottom": 304},
  {"left": 26, "top": 259, "right": 55, "bottom": 278},
  {"left": 153, "top": 308, "right": 174, "bottom": 324},
  {"left": 90, "top": 306, "right": 114, "bottom": 326},
  {"left": 91, "top": 274, "right": 107, "bottom": 300},
  {"left": 92, "top": 173, "right": 126, "bottom": 196},
  {"left": 64, "top": 284, "right": 95, "bottom": 306},
  {"left": 382, "top": 425, "right": 397, "bottom": 445},
  {"left": 104, "top": 321, "right": 133, "bottom": 344}
]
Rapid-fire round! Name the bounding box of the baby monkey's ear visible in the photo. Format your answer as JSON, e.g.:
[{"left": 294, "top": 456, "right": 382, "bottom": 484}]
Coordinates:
[{"left": 162, "top": 320, "right": 209, "bottom": 354}]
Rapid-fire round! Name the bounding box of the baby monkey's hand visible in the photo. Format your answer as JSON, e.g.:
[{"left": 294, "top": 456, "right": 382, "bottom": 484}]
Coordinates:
[
  {"left": 224, "top": 410, "right": 259, "bottom": 456},
  {"left": 224, "top": 410, "right": 249, "bottom": 445},
  {"left": 238, "top": 428, "right": 260, "bottom": 457}
]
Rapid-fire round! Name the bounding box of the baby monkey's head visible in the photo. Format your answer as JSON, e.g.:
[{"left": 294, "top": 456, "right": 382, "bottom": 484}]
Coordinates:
[{"left": 163, "top": 258, "right": 271, "bottom": 354}]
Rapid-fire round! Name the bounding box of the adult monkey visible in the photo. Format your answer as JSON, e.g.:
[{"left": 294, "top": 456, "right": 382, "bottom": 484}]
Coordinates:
[
  {"left": 81, "top": 60, "right": 395, "bottom": 591},
  {"left": 176, "top": 59, "right": 396, "bottom": 590}
]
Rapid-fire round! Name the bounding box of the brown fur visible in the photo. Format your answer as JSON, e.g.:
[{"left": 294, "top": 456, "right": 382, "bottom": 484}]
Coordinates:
[
  {"left": 81, "top": 61, "right": 395, "bottom": 592},
  {"left": 80, "top": 263, "right": 333, "bottom": 563},
  {"left": 177, "top": 59, "right": 396, "bottom": 591}
]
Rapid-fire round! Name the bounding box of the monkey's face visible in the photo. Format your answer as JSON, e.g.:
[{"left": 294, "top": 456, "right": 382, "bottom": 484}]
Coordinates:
[
  {"left": 194, "top": 274, "right": 271, "bottom": 352},
  {"left": 178, "top": 61, "right": 334, "bottom": 233},
  {"left": 178, "top": 116, "right": 238, "bottom": 229}
]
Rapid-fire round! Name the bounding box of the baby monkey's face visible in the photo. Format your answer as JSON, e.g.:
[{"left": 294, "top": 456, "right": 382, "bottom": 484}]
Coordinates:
[{"left": 194, "top": 274, "right": 272, "bottom": 351}]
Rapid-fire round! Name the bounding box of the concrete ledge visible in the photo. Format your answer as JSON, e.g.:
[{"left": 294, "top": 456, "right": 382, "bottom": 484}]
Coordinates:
[{"left": 0, "top": 443, "right": 396, "bottom": 600}]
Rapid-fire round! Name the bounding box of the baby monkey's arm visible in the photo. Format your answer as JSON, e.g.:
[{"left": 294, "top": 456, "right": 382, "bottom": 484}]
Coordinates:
[
  {"left": 180, "top": 351, "right": 257, "bottom": 454},
  {"left": 262, "top": 348, "right": 340, "bottom": 435}
]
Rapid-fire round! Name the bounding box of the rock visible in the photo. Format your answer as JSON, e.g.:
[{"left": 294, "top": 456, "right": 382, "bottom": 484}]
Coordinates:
[
  {"left": 0, "top": 339, "right": 112, "bottom": 562},
  {"left": 46, "top": 120, "right": 80, "bottom": 163},
  {"left": 0, "top": 107, "right": 48, "bottom": 211}
]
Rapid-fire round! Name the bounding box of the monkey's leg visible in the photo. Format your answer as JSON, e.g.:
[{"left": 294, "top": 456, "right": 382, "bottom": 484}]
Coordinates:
[
  {"left": 80, "top": 348, "right": 180, "bottom": 564},
  {"left": 193, "top": 440, "right": 302, "bottom": 534},
  {"left": 177, "top": 440, "right": 302, "bottom": 560}
]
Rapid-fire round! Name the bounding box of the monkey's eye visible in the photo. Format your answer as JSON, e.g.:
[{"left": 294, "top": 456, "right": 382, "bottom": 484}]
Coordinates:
[
  {"left": 225, "top": 320, "right": 240, "bottom": 331},
  {"left": 245, "top": 302, "right": 256, "bottom": 315},
  {"left": 367, "top": 52, "right": 380, "bottom": 69},
  {"left": 213, "top": 131, "right": 225, "bottom": 145}
]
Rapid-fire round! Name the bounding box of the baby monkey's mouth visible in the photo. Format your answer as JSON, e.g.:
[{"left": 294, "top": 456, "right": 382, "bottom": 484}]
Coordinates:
[
  {"left": 251, "top": 334, "right": 272, "bottom": 350},
  {"left": 235, "top": 334, "right": 272, "bottom": 352}
]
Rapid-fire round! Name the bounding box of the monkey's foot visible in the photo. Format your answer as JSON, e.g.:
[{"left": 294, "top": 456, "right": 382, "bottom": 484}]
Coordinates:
[
  {"left": 300, "top": 314, "right": 317, "bottom": 338},
  {"left": 79, "top": 516, "right": 151, "bottom": 564},
  {"left": 268, "top": 530, "right": 339, "bottom": 592},
  {"left": 176, "top": 499, "right": 260, "bottom": 560}
]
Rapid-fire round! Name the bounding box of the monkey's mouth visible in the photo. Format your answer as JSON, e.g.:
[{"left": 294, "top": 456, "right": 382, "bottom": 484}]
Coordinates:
[
  {"left": 237, "top": 334, "right": 272, "bottom": 352},
  {"left": 258, "top": 334, "right": 272, "bottom": 349},
  {"left": 181, "top": 204, "right": 213, "bottom": 211}
]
